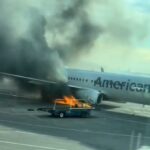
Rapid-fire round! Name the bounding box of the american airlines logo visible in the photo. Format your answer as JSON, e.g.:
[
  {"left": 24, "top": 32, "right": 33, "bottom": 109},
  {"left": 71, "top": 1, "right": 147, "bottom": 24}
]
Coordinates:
[{"left": 94, "top": 77, "right": 150, "bottom": 93}]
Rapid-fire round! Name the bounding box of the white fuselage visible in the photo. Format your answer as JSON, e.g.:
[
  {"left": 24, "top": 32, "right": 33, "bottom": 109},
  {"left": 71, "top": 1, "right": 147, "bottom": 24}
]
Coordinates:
[{"left": 67, "top": 69, "right": 150, "bottom": 104}]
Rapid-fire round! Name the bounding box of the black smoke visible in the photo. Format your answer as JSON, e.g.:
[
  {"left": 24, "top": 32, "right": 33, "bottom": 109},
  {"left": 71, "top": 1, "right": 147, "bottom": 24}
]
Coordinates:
[
  {"left": 51, "top": 0, "right": 101, "bottom": 60},
  {"left": 0, "top": 8, "right": 61, "bottom": 81},
  {"left": 0, "top": 0, "right": 100, "bottom": 81}
]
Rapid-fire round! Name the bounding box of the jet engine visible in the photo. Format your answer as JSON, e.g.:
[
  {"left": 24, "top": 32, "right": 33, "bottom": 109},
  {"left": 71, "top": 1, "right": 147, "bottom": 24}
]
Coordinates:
[{"left": 74, "top": 88, "right": 103, "bottom": 104}]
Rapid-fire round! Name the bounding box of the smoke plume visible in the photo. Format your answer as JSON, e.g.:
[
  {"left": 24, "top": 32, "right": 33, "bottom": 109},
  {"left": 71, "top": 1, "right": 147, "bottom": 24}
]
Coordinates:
[
  {"left": 0, "top": 0, "right": 101, "bottom": 82},
  {"left": 0, "top": 0, "right": 149, "bottom": 81}
]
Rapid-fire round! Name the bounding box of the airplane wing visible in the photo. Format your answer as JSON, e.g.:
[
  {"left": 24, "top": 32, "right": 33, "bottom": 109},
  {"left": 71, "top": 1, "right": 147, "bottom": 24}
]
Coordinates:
[
  {"left": 0, "top": 72, "right": 58, "bottom": 85},
  {"left": 0, "top": 72, "right": 96, "bottom": 88},
  {"left": 0, "top": 72, "right": 101, "bottom": 104}
]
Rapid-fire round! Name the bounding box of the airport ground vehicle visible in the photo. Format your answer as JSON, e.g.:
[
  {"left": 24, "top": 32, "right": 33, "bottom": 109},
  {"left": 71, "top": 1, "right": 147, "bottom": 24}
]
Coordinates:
[
  {"left": 38, "top": 96, "right": 94, "bottom": 118},
  {"left": 49, "top": 96, "right": 94, "bottom": 118},
  {"left": 48, "top": 103, "right": 94, "bottom": 118}
]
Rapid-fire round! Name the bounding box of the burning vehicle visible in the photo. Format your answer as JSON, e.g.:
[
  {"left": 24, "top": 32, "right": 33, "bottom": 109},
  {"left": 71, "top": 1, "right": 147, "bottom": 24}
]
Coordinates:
[
  {"left": 38, "top": 95, "right": 94, "bottom": 118},
  {"left": 49, "top": 96, "right": 94, "bottom": 118}
]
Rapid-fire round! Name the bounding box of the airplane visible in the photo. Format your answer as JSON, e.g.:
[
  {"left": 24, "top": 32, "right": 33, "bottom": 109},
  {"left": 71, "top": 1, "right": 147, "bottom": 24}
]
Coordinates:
[{"left": 0, "top": 68, "right": 150, "bottom": 105}]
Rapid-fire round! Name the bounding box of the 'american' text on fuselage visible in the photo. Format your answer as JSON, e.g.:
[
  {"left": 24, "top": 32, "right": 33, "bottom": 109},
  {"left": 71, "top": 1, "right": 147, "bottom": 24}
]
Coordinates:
[{"left": 94, "top": 77, "right": 150, "bottom": 93}]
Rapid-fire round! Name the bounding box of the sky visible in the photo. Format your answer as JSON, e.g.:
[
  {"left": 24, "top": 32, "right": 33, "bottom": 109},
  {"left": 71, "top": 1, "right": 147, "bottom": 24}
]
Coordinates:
[{"left": 67, "top": 0, "right": 150, "bottom": 74}]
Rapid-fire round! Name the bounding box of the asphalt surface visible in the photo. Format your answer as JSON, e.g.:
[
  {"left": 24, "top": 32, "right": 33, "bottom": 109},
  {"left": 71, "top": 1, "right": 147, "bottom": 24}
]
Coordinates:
[{"left": 0, "top": 95, "right": 150, "bottom": 150}]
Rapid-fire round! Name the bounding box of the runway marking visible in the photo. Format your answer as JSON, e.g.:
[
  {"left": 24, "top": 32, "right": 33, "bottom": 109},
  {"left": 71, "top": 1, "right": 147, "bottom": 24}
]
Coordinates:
[
  {"left": 0, "top": 129, "right": 38, "bottom": 135},
  {"left": 15, "top": 130, "right": 35, "bottom": 135},
  {"left": 0, "top": 119, "right": 150, "bottom": 139},
  {"left": 0, "top": 139, "right": 67, "bottom": 150}
]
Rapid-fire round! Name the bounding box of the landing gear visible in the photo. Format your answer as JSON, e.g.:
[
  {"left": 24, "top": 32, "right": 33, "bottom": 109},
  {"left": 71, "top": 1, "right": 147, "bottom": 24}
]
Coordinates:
[{"left": 97, "top": 94, "right": 104, "bottom": 104}]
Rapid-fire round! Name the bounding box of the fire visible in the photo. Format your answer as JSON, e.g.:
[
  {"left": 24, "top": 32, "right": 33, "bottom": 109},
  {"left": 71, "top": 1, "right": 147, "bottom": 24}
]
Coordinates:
[{"left": 54, "top": 96, "right": 92, "bottom": 108}]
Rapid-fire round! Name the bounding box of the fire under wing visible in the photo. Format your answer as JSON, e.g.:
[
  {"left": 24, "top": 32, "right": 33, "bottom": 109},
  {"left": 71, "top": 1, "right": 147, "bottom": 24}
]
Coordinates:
[{"left": 0, "top": 72, "right": 101, "bottom": 104}]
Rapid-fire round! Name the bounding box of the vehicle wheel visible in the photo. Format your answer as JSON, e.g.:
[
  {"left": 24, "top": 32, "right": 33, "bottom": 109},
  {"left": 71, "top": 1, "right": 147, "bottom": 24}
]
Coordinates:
[
  {"left": 59, "top": 112, "right": 65, "bottom": 118},
  {"left": 51, "top": 113, "right": 55, "bottom": 117}
]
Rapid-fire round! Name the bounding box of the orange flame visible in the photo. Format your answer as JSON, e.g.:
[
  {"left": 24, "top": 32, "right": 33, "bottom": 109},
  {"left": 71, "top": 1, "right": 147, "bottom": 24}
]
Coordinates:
[{"left": 54, "top": 96, "right": 92, "bottom": 108}]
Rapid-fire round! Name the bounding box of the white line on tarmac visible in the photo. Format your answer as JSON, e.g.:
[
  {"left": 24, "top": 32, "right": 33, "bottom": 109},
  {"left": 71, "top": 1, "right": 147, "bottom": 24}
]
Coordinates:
[
  {"left": 0, "top": 119, "right": 150, "bottom": 138},
  {"left": 0, "top": 129, "right": 35, "bottom": 135},
  {"left": 15, "top": 130, "right": 35, "bottom": 135},
  {"left": 0, "top": 139, "right": 67, "bottom": 150}
]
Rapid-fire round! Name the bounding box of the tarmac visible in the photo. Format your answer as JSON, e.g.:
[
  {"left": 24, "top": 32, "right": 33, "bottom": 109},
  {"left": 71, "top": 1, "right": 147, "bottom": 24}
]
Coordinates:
[{"left": 0, "top": 95, "right": 150, "bottom": 150}]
